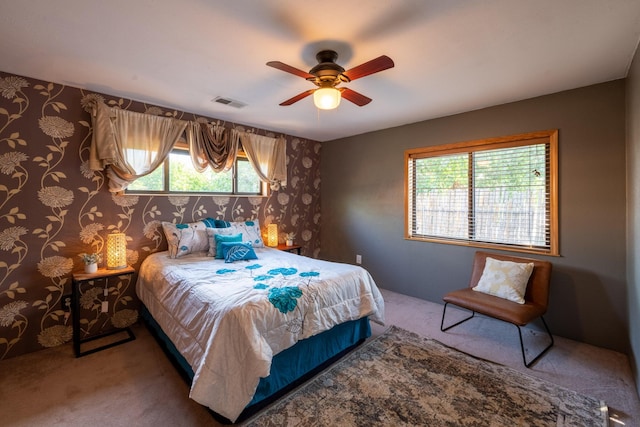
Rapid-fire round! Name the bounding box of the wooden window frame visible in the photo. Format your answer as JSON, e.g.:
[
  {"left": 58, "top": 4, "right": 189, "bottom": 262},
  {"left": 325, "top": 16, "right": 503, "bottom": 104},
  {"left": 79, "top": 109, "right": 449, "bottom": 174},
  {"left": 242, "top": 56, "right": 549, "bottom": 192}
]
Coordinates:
[{"left": 404, "top": 130, "right": 559, "bottom": 256}]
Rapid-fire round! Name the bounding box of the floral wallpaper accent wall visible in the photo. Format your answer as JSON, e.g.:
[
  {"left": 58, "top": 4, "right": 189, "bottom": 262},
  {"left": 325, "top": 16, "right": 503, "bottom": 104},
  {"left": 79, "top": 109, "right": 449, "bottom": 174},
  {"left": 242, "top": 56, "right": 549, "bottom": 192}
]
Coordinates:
[{"left": 0, "top": 71, "right": 322, "bottom": 360}]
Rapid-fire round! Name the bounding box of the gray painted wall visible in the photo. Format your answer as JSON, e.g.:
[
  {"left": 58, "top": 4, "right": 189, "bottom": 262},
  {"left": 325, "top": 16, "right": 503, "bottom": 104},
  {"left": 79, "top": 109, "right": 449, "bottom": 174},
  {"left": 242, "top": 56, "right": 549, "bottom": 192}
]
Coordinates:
[
  {"left": 626, "top": 43, "right": 640, "bottom": 395},
  {"left": 321, "top": 80, "right": 628, "bottom": 353}
]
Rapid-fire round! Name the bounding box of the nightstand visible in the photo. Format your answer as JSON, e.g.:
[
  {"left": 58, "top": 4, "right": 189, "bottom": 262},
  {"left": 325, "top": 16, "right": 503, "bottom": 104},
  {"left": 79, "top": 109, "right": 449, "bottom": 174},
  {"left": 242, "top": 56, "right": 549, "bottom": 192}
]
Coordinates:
[
  {"left": 71, "top": 266, "right": 136, "bottom": 357},
  {"left": 276, "top": 244, "right": 302, "bottom": 255}
]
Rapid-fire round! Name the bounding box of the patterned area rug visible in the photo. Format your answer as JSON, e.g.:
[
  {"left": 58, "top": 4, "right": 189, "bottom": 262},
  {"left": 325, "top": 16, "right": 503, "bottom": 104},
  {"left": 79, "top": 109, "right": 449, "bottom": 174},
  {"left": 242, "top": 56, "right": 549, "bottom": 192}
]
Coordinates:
[{"left": 244, "top": 326, "right": 608, "bottom": 426}]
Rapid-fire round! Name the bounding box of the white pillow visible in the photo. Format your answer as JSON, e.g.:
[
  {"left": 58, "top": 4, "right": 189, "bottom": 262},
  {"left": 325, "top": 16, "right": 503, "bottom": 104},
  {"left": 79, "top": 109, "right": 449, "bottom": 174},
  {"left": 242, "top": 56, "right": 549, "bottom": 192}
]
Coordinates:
[
  {"left": 206, "top": 227, "right": 241, "bottom": 257},
  {"left": 472, "top": 257, "right": 534, "bottom": 304},
  {"left": 230, "top": 220, "right": 265, "bottom": 248},
  {"left": 161, "top": 221, "right": 210, "bottom": 259}
]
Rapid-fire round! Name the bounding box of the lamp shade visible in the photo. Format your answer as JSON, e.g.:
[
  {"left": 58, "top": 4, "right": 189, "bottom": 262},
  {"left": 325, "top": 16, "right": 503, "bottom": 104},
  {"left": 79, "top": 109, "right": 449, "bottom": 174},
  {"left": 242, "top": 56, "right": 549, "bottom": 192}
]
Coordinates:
[
  {"left": 106, "top": 232, "right": 127, "bottom": 270},
  {"left": 313, "top": 87, "right": 341, "bottom": 110},
  {"left": 267, "top": 224, "right": 278, "bottom": 247}
]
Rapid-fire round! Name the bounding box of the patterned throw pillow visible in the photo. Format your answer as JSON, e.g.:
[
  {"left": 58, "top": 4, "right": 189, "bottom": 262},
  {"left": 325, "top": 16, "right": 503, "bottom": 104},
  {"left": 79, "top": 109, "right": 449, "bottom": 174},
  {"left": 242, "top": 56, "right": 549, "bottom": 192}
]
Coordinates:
[
  {"left": 206, "top": 227, "right": 241, "bottom": 257},
  {"left": 229, "top": 220, "right": 265, "bottom": 248},
  {"left": 162, "top": 221, "right": 210, "bottom": 259},
  {"left": 214, "top": 233, "right": 243, "bottom": 259},
  {"left": 472, "top": 257, "right": 534, "bottom": 304},
  {"left": 220, "top": 242, "right": 258, "bottom": 263}
]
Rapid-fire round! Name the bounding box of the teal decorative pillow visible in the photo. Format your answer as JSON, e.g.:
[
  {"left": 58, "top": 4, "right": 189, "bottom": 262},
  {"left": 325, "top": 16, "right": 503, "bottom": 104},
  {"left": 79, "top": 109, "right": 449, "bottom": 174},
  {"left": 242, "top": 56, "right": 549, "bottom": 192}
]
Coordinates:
[
  {"left": 473, "top": 257, "right": 534, "bottom": 304},
  {"left": 230, "top": 220, "right": 265, "bottom": 248},
  {"left": 201, "top": 218, "right": 217, "bottom": 228},
  {"left": 162, "top": 220, "right": 210, "bottom": 259},
  {"left": 214, "top": 233, "right": 243, "bottom": 259},
  {"left": 206, "top": 227, "right": 241, "bottom": 257},
  {"left": 220, "top": 242, "right": 258, "bottom": 263},
  {"left": 203, "top": 217, "right": 231, "bottom": 228},
  {"left": 214, "top": 219, "right": 231, "bottom": 228}
]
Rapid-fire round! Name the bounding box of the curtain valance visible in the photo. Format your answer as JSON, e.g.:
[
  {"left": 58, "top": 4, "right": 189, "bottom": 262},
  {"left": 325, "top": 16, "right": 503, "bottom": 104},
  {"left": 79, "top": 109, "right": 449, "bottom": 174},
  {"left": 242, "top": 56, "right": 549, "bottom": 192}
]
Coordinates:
[
  {"left": 186, "top": 122, "right": 238, "bottom": 173},
  {"left": 89, "top": 101, "right": 188, "bottom": 192},
  {"left": 89, "top": 101, "right": 287, "bottom": 192}
]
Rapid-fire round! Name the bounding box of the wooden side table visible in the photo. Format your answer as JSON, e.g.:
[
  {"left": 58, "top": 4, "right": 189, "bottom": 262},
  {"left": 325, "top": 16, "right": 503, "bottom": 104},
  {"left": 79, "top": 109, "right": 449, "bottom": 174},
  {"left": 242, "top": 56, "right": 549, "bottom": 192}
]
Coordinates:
[
  {"left": 71, "top": 266, "right": 136, "bottom": 357},
  {"left": 276, "top": 244, "right": 302, "bottom": 255}
]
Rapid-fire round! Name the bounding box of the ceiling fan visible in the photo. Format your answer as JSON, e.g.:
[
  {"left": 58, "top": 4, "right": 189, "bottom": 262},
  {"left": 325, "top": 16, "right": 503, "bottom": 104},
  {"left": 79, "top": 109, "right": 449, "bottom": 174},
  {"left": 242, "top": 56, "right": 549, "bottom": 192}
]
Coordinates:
[{"left": 266, "top": 50, "right": 394, "bottom": 110}]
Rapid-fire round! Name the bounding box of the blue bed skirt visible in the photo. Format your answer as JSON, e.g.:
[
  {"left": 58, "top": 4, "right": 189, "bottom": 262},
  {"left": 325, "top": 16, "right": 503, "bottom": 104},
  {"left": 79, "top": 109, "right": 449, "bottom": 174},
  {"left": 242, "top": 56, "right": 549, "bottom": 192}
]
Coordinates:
[{"left": 141, "top": 307, "right": 371, "bottom": 422}]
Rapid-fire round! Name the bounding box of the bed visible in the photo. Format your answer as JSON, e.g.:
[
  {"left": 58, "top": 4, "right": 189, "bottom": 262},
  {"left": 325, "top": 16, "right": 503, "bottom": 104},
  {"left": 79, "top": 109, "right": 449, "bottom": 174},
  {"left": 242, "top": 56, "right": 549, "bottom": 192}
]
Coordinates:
[{"left": 136, "top": 245, "right": 385, "bottom": 423}]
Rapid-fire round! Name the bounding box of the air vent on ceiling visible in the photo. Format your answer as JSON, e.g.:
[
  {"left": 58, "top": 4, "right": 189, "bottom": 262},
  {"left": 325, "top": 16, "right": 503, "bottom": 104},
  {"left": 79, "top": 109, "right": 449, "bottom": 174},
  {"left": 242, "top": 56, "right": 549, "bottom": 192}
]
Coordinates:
[{"left": 212, "top": 96, "right": 247, "bottom": 109}]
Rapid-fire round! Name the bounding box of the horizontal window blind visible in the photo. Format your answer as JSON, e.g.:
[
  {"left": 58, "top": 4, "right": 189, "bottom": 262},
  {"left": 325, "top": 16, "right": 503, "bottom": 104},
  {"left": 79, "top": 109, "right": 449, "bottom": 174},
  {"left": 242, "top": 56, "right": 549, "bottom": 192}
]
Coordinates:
[{"left": 405, "top": 130, "right": 558, "bottom": 255}]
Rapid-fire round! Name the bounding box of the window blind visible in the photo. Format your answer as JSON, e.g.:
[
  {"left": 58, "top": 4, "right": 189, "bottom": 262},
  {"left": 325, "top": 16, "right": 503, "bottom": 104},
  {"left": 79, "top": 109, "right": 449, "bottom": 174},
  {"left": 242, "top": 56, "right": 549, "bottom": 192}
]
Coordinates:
[{"left": 405, "top": 131, "right": 557, "bottom": 255}]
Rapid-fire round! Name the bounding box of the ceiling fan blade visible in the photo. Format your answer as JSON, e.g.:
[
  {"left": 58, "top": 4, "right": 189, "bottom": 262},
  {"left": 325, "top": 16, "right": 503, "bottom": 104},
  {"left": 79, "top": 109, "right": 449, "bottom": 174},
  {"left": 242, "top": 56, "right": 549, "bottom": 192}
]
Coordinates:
[
  {"left": 343, "top": 55, "right": 394, "bottom": 81},
  {"left": 266, "top": 61, "right": 315, "bottom": 79},
  {"left": 280, "top": 89, "right": 316, "bottom": 106},
  {"left": 339, "top": 88, "right": 372, "bottom": 106}
]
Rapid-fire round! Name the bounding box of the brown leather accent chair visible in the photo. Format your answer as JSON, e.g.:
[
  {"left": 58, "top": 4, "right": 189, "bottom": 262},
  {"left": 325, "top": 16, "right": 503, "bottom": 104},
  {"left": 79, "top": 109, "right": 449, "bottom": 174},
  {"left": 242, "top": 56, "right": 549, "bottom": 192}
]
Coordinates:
[{"left": 440, "top": 251, "right": 553, "bottom": 368}]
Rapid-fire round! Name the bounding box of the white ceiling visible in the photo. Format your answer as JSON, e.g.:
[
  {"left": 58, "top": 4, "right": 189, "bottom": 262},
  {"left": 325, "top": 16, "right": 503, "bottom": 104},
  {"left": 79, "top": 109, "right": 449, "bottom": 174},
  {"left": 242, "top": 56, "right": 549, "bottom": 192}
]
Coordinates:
[{"left": 1, "top": 0, "right": 640, "bottom": 142}]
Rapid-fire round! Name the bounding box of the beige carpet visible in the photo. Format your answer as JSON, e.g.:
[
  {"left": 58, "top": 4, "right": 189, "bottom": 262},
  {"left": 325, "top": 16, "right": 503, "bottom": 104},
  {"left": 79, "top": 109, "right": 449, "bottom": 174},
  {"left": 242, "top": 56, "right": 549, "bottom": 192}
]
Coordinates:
[{"left": 0, "top": 288, "right": 638, "bottom": 426}]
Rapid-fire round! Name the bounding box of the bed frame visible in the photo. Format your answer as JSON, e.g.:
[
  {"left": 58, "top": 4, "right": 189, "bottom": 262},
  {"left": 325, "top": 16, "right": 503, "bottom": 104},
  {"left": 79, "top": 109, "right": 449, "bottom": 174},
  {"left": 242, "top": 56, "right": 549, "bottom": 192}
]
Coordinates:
[{"left": 141, "top": 306, "right": 371, "bottom": 423}]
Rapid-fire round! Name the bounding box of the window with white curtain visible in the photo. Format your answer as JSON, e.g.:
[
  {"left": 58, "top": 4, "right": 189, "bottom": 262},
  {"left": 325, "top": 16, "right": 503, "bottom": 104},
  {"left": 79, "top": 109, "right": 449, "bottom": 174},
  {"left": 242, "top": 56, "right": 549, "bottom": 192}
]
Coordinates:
[
  {"left": 405, "top": 130, "right": 558, "bottom": 255},
  {"left": 88, "top": 101, "right": 281, "bottom": 195}
]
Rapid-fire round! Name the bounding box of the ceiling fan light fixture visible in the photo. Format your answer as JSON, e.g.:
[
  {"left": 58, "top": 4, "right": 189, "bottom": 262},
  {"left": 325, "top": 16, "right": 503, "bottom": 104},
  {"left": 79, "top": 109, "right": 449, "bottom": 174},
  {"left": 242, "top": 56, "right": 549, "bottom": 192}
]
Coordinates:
[
  {"left": 313, "top": 87, "right": 341, "bottom": 110},
  {"left": 268, "top": 50, "right": 393, "bottom": 108}
]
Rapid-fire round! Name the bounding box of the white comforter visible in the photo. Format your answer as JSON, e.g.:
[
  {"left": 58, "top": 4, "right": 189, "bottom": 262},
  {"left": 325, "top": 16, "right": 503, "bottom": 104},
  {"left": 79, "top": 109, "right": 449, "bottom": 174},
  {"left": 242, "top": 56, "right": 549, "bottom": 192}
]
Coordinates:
[{"left": 136, "top": 247, "right": 384, "bottom": 421}]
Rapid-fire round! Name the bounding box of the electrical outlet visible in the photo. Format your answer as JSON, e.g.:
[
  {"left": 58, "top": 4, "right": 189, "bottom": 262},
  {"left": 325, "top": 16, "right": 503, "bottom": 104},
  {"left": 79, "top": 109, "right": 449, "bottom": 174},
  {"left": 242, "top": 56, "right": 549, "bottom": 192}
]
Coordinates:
[
  {"left": 62, "top": 294, "right": 72, "bottom": 312},
  {"left": 356, "top": 254, "right": 362, "bottom": 265}
]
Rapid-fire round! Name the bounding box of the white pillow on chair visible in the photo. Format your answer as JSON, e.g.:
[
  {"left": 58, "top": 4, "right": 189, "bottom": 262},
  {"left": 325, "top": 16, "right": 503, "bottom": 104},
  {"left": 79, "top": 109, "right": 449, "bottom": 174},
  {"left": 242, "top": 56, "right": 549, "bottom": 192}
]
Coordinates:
[{"left": 472, "top": 257, "right": 534, "bottom": 304}]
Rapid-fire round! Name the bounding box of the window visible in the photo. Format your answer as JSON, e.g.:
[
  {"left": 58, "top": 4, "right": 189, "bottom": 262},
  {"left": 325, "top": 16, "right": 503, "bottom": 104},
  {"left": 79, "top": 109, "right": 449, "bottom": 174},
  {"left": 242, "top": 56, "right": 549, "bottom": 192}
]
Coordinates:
[
  {"left": 126, "top": 144, "right": 266, "bottom": 195},
  {"left": 405, "top": 130, "right": 558, "bottom": 255}
]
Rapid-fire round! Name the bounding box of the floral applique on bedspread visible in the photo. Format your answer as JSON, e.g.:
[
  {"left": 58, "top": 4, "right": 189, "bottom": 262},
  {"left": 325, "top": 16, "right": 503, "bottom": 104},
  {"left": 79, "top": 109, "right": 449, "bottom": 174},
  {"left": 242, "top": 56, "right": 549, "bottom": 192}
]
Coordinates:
[
  {"left": 268, "top": 286, "right": 303, "bottom": 313},
  {"left": 213, "top": 263, "right": 321, "bottom": 318}
]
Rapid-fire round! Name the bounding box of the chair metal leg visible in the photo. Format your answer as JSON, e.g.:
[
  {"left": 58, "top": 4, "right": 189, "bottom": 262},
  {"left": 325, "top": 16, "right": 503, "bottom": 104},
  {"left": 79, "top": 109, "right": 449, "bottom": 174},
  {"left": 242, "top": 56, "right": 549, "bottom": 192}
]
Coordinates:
[
  {"left": 516, "top": 316, "right": 554, "bottom": 368},
  {"left": 440, "top": 302, "right": 476, "bottom": 332},
  {"left": 441, "top": 303, "right": 554, "bottom": 368}
]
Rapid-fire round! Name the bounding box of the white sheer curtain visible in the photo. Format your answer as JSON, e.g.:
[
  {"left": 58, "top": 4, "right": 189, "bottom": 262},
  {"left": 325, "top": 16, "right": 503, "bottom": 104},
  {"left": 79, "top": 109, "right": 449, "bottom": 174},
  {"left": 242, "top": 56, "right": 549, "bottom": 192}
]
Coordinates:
[
  {"left": 89, "top": 101, "right": 188, "bottom": 192},
  {"left": 237, "top": 131, "right": 287, "bottom": 190},
  {"left": 186, "top": 121, "right": 238, "bottom": 172}
]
